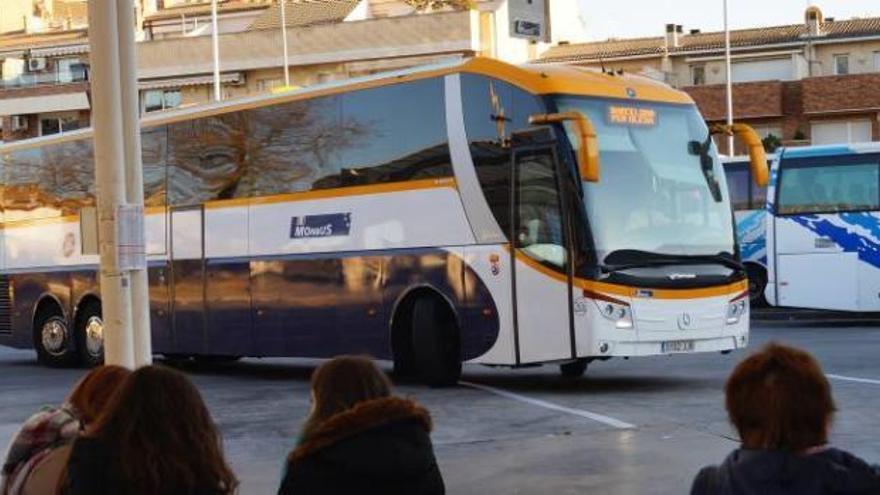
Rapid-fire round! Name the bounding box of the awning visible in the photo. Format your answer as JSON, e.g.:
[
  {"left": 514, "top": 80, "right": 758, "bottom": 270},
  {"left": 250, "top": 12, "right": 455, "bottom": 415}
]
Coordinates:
[
  {"left": 138, "top": 72, "right": 243, "bottom": 90},
  {"left": 0, "top": 91, "right": 90, "bottom": 116},
  {"left": 29, "top": 44, "right": 89, "bottom": 58}
]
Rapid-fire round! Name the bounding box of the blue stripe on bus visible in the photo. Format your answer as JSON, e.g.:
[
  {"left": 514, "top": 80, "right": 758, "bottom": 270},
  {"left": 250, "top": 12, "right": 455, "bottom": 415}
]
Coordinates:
[
  {"left": 788, "top": 215, "right": 880, "bottom": 269},
  {"left": 0, "top": 249, "right": 501, "bottom": 362}
]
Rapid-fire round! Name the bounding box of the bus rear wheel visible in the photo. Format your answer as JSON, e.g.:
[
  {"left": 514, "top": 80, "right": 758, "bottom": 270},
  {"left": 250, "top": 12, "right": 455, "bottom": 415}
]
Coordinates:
[
  {"left": 411, "top": 296, "right": 461, "bottom": 387},
  {"left": 560, "top": 359, "right": 589, "bottom": 378},
  {"left": 34, "top": 308, "right": 78, "bottom": 367},
  {"left": 75, "top": 301, "right": 104, "bottom": 367}
]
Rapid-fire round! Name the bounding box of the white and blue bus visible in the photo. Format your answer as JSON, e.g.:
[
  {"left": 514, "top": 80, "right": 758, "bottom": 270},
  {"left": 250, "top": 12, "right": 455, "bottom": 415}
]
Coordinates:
[
  {"left": 0, "top": 58, "right": 765, "bottom": 384},
  {"left": 764, "top": 143, "right": 880, "bottom": 311}
]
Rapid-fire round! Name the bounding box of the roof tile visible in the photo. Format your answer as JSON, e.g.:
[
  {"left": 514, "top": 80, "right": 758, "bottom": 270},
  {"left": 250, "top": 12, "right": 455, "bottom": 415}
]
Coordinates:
[{"left": 540, "top": 17, "right": 880, "bottom": 62}]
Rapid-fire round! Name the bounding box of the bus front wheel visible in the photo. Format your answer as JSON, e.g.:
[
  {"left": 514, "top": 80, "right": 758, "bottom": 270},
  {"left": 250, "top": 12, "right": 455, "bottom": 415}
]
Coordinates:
[
  {"left": 560, "top": 359, "right": 589, "bottom": 378},
  {"left": 411, "top": 296, "right": 461, "bottom": 387}
]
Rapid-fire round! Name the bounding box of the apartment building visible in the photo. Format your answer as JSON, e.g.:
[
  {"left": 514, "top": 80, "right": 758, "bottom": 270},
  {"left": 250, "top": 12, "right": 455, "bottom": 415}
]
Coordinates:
[
  {"left": 540, "top": 5, "right": 880, "bottom": 153},
  {"left": 0, "top": 0, "right": 587, "bottom": 142}
]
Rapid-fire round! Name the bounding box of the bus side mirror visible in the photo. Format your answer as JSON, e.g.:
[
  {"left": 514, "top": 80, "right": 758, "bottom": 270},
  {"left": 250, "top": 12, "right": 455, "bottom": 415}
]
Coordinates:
[
  {"left": 529, "top": 111, "right": 600, "bottom": 183},
  {"left": 712, "top": 123, "right": 769, "bottom": 187}
]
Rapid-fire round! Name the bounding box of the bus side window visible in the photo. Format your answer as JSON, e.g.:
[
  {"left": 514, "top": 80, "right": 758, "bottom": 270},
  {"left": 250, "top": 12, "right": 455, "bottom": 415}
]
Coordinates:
[
  {"left": 337, "top": 78, "right": 451, "bottom": 186},
  {"left": 461, "top": 74, "right": 547, "bottom": 240}
]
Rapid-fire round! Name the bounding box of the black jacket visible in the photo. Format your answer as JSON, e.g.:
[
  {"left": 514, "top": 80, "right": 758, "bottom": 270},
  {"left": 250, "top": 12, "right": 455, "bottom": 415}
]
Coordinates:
[
  {"left": 691, "top": 448, "right": 880, "bottom": 495},
  {"left": 278, "top": 396, "right": 444, "bottom": 495},
  {"left": 63, "top": 437, "right": 227, "bottom": 495}
]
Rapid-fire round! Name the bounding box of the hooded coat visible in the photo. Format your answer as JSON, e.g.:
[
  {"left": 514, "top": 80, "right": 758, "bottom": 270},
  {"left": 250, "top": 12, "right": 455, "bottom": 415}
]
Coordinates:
[
  {"left": 278, "top": 396, "right": 444, "bottom": 495},
  {"left": 691, "top": 447, "right": 880, "bottom": 495}
]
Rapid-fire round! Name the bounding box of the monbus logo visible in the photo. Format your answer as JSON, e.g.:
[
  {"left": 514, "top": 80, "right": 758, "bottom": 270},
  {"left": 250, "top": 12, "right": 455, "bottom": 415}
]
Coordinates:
[{"left": 290, "top": 213, "right": 352, "bottom": 239}]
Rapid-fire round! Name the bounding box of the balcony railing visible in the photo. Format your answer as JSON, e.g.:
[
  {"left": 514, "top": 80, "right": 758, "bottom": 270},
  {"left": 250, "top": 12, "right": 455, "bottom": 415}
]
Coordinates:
[{"left": 1, "top": 67, "right": 89, "bottom": 90}]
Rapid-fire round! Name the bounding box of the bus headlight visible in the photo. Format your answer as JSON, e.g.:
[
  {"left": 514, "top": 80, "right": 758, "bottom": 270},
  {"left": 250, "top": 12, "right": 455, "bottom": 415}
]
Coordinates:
[
  {"left": 595, "top": 300, "right": 633, "bottom": 329},
  {"left": 726, "top": 299, "right": 747, "bottom": 325}
]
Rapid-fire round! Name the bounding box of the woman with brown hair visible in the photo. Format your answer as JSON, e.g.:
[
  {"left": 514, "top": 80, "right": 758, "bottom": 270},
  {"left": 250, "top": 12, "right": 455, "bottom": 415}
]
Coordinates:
[
  {"left": 278, "top": 356, "right": 444, "bottom": 495},
  {"left": 1, "top": 365, "right": 130, "bottom": 495},
  {"left": 691, "top": 343, "right": 880, "bottom": 494},
  {"left": 62, "top": 365, "right": 237, "bottom": 495}
]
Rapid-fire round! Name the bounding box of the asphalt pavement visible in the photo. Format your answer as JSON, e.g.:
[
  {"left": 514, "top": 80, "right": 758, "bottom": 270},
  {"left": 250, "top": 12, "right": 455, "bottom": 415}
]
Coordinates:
[{"left": 1, "top": 320, "right": 878, "bottom": 494}]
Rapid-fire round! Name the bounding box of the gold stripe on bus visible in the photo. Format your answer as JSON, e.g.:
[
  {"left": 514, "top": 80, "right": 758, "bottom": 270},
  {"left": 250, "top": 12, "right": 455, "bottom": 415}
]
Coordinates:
[
  {"left": 205, "top": 177, "right": 458, "bottom": 210},
  {"left": 0, "top": 205, "right": 169, "bottom": 230},
  {"left": 512, "top": 247, "right": 748, "bottom": 300}
]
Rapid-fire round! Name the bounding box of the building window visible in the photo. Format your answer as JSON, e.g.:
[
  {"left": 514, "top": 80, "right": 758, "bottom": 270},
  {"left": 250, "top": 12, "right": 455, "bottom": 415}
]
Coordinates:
[
  {"left": 39, "top": 113, "right": 81, "bottom": 136},
  {"left": 690, "top": 65, "right": 706, "bottom": 86},
  {"left": 256, "top": 78, "right": 283, "bottom": 92},
  {"left": 833, "top": 54, "right": 849, "bottom": 75},
  {"left": 143, "top": 89, "right": 182, "bottom": 113},
  {"left": 56, "top": 58, "right": 86, "bottom": 83}
]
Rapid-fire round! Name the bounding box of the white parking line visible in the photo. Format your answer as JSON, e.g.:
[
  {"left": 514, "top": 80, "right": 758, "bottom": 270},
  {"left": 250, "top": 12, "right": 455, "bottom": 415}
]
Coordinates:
[
  {"left": 459, "top": 381, "right": 636, "bottom": 430},
  {"left": 826, "top": 374, "right": 880, "bottom": 385}
]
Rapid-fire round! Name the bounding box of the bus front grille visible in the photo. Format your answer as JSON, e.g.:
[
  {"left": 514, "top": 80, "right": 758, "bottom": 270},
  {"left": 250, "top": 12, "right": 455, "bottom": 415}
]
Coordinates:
[{"left": 0, "top": 276, "right": 12, "bottom": 336}]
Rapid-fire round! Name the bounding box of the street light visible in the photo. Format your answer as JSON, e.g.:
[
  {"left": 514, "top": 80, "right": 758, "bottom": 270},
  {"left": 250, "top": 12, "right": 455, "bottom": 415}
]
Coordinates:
[
  {"left": 280, "top": 0, "right": 291, "bottom": 87},
  {"left": 724, "top": 0, "right": 734, "bottom": 155}
]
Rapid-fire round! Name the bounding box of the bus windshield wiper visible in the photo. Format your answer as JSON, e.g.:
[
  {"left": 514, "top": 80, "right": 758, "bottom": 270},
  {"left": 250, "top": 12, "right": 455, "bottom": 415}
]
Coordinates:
[{"left": 601, "top": 250, "right": 742, "bottom": 273}]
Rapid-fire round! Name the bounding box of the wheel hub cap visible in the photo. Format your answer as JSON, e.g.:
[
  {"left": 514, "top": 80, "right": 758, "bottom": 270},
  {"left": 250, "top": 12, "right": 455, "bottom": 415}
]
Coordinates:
[
  {"left": 85, "top": 316, "right": 104, "bottom": 358},
  {"left": 41, "top": 319, "right": 68, "bottom": 356}
]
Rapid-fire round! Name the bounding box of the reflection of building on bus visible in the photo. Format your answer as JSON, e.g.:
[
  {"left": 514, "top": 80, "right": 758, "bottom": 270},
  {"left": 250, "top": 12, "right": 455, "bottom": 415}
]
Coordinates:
[{"left": 0, "top": 58, "right": 759, "bottom": 385}]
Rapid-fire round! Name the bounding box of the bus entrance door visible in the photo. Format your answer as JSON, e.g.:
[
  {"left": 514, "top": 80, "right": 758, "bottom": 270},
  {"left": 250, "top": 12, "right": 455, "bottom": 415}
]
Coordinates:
[
  {"left": 510, "top": 142, "right": 574, "bottom": 364},
  {"left": 169, "top": 205, "right": 206, "bottom": 354}
]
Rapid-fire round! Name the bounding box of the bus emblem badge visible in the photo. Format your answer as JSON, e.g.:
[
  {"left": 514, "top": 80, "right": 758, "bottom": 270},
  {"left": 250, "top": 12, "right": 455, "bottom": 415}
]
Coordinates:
[
  {"left": 489, "top": 254, "right": 501, "bottom": 276},
  {"left": 626, "top": 87, "right": 637, "bottom": 98},
  {"left": 678, "top": 313, "right": 694, "bottom": 330},
  {"left": 62, "top": 232, "right": 76, "bottom": 258}
]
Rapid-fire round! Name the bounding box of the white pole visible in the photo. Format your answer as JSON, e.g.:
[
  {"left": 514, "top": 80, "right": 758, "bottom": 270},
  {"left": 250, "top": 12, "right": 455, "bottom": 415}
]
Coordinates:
[
  {"left": 116, "top": 0, "right": 152, "bottom": 366},
  {"left": 211, "top": 0, "right": 221, "bottom": 101},
  {"left": 724, "top": 0, "right": 734, "bottom": 155},
  {"left": 280, "top": 0, "right": 290, "bottom": 87},
  {"left": 87, "top": 0, "right": 135, "bottom": 368}
]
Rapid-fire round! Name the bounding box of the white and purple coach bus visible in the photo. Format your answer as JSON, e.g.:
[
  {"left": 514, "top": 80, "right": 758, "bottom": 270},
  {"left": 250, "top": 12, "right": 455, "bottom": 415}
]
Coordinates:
[{"left": 0, "top": 58, "right": 766, "bottom": 385}]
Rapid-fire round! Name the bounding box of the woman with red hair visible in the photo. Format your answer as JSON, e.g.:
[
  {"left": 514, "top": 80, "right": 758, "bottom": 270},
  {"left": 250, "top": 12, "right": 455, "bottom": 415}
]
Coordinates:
[{"left": 692, "top": 343, "right": 880, "bottom": 494}]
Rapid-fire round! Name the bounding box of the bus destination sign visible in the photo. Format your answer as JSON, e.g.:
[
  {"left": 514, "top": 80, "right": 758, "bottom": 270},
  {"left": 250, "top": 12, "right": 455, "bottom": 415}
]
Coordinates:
[{"left": 607, "top": 106, "right": 658, "bottom": 127}]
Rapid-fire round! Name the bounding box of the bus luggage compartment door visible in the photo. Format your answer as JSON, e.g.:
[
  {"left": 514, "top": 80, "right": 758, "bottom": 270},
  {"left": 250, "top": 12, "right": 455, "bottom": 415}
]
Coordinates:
[{"left": 170, "top": 205, "right": 206, "bottom": 354}]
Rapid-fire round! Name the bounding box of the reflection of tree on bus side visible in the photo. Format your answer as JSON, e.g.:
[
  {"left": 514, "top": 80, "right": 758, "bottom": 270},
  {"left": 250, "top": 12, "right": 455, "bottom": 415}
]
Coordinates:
[{"left": 167, "top": 98, "right": 369, "bottom": 203}]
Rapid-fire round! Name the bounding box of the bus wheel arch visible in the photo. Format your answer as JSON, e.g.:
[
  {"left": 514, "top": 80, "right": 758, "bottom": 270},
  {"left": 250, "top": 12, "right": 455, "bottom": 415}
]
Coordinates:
[
  {"left": 74, "top": 296, "right": 104, "bottom": 367},
  {"left": 744, "top": 263, "right": 768, "bottom": 307},
  {"left": 32, "top": 296, "right": 78, "bottom": 367},
  {"left": 390, "top": 286, "right": 462, "bottom": 387}
]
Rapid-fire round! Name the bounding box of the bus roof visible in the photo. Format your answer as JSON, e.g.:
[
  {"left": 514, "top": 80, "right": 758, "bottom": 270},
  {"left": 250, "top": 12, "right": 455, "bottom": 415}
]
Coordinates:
[
  {"left": 780, "top": 142, "right": 880, "bottom": 159},
  {"left": 0, "top": 57, "right": 692, "bottom": 154}
]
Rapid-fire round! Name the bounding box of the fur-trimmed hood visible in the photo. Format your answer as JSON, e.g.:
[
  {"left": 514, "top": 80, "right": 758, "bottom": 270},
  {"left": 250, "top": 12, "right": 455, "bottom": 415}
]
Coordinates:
[
  {"left": 292, "top": 396, "right": 432, "bottom": 461},
  {"left": 286, "top": 396, "right": 437, "bottom": 481}
]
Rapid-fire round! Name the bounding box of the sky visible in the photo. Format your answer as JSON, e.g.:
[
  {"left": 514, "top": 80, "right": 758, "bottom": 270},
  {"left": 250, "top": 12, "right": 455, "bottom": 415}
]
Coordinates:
[{"left": 576, "top": 1, "right": 880, "bottom": 41}]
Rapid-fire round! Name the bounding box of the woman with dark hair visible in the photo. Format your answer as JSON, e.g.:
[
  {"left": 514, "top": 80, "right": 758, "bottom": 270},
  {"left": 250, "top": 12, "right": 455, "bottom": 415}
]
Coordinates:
[
  {"left": 1, "top": 365, "right": 130, "bottom": 495},
  {"left": 692, "top": 343, "right": 880, "bottom": 494},
  {"left": 278, "top": 356, "right": 444, "bottom": 495},
  {"left": 62, "top": 365, "right": 237, "bottom": 495}
]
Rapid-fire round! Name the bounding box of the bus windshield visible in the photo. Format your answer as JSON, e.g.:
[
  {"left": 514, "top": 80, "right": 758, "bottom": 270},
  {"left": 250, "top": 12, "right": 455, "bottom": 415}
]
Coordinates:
[{"left": 554, "top": 96, "right": 735, "bottom": 264}]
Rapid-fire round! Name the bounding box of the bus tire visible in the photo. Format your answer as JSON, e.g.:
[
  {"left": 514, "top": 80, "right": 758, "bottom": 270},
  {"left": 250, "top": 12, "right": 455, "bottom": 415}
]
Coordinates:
[
  {"left": 34, "top": 305, "right": 78, "bottom": 367},
  {"left": 411, "top": 296, "right": 461, "bottom": 387},
  {"left": 75, "top": 301, "right": 104, "bottom": 367},
  {"left": 746, "top": 265, "right": 768, "bottom": 307},
  {"left": 560, "top": 359, "right": 589, "bottom": 378}
]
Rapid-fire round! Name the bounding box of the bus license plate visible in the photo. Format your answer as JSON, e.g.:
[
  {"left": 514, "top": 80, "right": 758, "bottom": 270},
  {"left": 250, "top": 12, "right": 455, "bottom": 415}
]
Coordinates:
[{"left": 662, "top": 340, "right": 695, "bottom": 353}]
